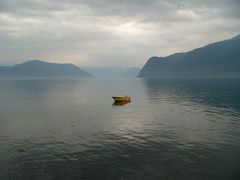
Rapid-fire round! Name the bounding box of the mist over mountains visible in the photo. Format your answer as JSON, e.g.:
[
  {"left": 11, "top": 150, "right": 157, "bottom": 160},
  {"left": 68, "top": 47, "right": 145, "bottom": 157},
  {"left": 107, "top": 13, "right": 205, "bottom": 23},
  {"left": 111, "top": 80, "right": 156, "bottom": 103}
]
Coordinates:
[
  {"left": 122, "top": 67, "right": 141, "bottom": 77},
  {"left": 1, "top": 34, "right": 239, "bottom": 79},
  {"left": 84, "top": 66, "right": 140, "bottom": 78},
  {"left": 0, "top": 60, "right": 140, "bottom": 78},
  {"left": 138, "top": 34, "right": 240, "bottom": 78},
  {"left": 0, "top": 60, "right": 93, "bottom": 78}
]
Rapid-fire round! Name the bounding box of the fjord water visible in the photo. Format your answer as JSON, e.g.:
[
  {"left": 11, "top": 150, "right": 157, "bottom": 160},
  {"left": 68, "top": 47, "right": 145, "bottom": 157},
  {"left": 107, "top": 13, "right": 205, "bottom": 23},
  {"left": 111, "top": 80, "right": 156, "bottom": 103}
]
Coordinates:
[{"left": 0, "top": 78, "right": 240, "bottom": 179}]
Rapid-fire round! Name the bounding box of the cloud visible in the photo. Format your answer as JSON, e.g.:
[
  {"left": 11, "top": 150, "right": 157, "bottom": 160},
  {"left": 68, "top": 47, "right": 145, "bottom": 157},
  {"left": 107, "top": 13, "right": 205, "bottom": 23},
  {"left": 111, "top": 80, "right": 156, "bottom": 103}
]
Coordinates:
[{"left": 0, "top": 0, "right": 239, "bottom": 66}]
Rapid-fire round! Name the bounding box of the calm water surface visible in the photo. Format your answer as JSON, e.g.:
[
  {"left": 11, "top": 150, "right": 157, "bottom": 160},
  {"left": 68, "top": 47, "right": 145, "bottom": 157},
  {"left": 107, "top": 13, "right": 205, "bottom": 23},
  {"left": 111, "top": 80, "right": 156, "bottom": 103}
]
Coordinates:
[{"left": 0, "top": 78, "right": 240, "bottom": 180}]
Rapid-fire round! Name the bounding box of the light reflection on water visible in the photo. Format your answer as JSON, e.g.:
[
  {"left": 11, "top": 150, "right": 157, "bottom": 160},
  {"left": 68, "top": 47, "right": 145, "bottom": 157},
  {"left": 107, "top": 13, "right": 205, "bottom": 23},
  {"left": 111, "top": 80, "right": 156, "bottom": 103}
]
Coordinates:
[{"left": 0, "top": 78, "right": 240, "bottom": 179}]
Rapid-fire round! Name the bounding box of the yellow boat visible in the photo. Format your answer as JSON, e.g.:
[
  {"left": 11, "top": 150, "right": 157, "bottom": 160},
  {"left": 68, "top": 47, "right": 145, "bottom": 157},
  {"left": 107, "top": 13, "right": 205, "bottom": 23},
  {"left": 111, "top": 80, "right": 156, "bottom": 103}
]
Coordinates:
[{"left": 112, "top": 96, "right": 131, "bottom": 102}]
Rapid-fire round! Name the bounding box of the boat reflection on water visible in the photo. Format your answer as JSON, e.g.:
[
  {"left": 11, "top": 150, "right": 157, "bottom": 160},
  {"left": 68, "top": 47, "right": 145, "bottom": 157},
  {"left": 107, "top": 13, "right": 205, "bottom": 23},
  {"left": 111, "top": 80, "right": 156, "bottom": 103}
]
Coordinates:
[{"left": 112, "top": 101, "right": 131, "bottom": 106}]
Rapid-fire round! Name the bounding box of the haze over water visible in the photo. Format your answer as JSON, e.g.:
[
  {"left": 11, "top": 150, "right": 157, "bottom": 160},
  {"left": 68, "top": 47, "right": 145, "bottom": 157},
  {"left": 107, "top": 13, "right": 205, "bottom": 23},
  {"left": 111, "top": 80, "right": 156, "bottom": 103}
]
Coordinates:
[{"left": 0, "top": 78, "right": 240, "bottom": 179}]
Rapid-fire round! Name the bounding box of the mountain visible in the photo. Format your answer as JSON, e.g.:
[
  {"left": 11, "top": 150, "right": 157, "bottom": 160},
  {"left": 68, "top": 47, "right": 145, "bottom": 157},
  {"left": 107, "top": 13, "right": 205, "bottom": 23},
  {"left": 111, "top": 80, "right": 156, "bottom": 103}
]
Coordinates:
[
  {"left": 0, "top": 66, "right": 11, "bottom": 73},
  {"left": 121, "top": 67, "right": 141, "bottom": 77},
  {"left": 138, "top": 34, "right": 240, "bottom": 78},
  {"left": 84, "top": 66, "right": 141, "bottom": 78},
  {"left": 83, "top": 66, "right": 127, "bottom": 77},
  {"left": 0, "top": 60, "right": 93, "bottom": 78}
]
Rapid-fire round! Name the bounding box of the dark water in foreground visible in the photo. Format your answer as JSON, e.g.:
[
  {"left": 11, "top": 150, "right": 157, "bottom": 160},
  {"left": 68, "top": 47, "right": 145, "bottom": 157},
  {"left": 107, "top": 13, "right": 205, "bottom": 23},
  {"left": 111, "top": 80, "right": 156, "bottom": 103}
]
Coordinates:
[{"left": 0, "top": 78, "right": 240, "bottom": 180}]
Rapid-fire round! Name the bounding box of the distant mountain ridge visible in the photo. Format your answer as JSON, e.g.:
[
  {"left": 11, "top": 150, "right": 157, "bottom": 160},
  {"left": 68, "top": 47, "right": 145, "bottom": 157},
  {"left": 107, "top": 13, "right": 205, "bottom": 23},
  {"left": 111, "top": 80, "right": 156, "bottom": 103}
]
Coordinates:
[
  {"left": 138, "top": 34, "right": 240, "bottom": 78},
  {"left": 0, "top": 60, "right": 93, "bottom": 78},
  {"left": 83, "top": 66, "right": 140, "bottom": 77},
  {"left": 121, "top": 67, "right": 141, "bottom": 77}
]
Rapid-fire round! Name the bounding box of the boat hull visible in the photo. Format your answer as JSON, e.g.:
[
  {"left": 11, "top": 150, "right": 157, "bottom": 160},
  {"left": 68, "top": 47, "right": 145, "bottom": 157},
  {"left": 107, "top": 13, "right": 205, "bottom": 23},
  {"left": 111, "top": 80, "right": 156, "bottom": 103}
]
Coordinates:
[{"left": 112, "top": 96, "right": 131, "bottom": 102}]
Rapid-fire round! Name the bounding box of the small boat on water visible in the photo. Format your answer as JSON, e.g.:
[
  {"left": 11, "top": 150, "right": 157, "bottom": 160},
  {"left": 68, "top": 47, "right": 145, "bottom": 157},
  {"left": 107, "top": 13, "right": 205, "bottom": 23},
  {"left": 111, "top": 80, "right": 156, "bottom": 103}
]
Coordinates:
[{"left": 112, "top": 96, "right": 131, "bottom": 102}]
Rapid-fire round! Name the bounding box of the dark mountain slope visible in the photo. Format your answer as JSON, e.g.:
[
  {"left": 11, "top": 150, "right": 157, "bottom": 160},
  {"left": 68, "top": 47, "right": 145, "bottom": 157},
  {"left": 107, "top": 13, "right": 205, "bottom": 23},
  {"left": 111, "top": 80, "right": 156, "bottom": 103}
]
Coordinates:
[{"left": 139, "top": 34, "right": 240, "bottom": 77}]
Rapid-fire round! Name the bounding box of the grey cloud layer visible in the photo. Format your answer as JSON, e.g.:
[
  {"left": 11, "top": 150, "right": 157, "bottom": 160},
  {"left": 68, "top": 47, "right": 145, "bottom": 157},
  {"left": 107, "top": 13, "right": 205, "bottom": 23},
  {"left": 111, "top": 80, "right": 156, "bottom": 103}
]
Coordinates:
[
  {"left": 2, "top": 0, "right": 239, "bottom": 21},
  {"left": 0, "top": 0, "right": 239, "bottom": 66}
]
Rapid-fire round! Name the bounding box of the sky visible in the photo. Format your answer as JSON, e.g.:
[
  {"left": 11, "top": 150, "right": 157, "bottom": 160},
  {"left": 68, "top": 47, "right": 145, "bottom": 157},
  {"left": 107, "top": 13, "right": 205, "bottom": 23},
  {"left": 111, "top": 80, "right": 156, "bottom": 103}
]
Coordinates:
[{"left": 0, "top": 0, "right": 239, "bottom": 67}]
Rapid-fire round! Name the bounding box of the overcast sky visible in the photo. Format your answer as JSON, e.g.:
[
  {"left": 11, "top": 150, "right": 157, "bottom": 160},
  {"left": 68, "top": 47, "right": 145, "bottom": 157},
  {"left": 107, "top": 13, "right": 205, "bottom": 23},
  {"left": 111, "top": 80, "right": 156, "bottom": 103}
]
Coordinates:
[{"left": 0, "top": 0, "right": 239, "bottom": 67}]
